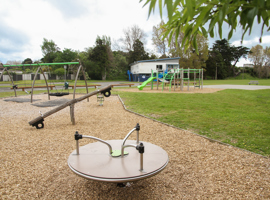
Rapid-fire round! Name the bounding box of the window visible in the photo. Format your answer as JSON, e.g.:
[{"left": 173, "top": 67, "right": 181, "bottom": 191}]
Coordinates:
[
  {"left": 167, "top": 64, "right": 179, "bottom": 71},
  {"left": 156, "top": 65, "right": 162, "bottom": 70}
]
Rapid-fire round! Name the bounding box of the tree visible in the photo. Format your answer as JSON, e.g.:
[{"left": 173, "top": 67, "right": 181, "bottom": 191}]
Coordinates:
[
  {"left": 89, "top": 35, "right": 112, "bottom": 80},
  {"left": 128, "top": 39, "right": 150, "bottom": 64},
  {"left": 152, "top": 21, "right": 168, "bottom": 56},
  {"left": 121, "top": 25, "right": 147, "bottom": 51},
  {"left": 249, "top": 45, "right": 270, "bottom": 78},
  {"left": 141, "top": 0, "right": 270, "bottom": 53},
  {"left": 41, "top": 38, "right": 60, "bottom": 63},
  {"left": 54, "top": 48, "right": 78, "bottom": 63},
  {"left": 205, "top": 50, "right": 227, "bottom": 79},
  {"left": 231, "top": 46, "right": 250, "bottom": 72},
  {"left": 53, "top": 68, "right": 65, "bottom": 79},
  {"left": 264, "top": 46, "right": 270, "bottom": 66},
  {"left": 170, "top": 33, "right": 208, "bottom": 69},
  {"left": 22, "top": 58, "right": 33, "bottom": 64},
  {"left": 249, "top": 45, "right": 264, "bottom": 67},
  {"left": 211, "top": 39, "right": 249, "bottom": 76},
  {"left": 108, "top": 51, "right": 129, "bottom": 80}
]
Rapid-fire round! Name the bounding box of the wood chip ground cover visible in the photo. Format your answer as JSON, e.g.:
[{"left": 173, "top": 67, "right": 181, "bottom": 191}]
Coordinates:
[{"left": 0, "top": 93, "right": 269, "bottom": 199}]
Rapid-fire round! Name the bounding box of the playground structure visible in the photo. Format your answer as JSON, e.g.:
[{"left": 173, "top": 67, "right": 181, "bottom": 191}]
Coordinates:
[
  {"left": 0, "top": 61, "right": 91, "bottom": 103},
  {"left": 68, "top": 123, "right": 169, "bottom": 184},
  {"left": 29, "top": 85, "right": 112, "bottom": 129},
  {"left": 137, "top": 68, "right": 203, "bottom": 92}
]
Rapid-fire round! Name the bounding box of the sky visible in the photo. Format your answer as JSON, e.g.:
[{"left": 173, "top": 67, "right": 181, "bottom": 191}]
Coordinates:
[{"left": 1, "top": 0, "right": 270, "bottom": 67}]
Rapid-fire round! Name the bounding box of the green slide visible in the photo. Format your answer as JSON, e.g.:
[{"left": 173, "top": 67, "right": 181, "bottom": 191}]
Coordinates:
[{"left": 137, "top": 77, "right": 156, "bottom": 90}]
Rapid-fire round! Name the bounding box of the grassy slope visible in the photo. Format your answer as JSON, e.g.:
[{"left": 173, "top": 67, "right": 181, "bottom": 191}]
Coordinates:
[{"left": 116, "top": 89, "right": 270, "bottom": 157}]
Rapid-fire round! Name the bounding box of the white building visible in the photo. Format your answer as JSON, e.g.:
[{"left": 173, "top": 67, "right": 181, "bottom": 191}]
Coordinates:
[
  {"left": 243, "top": 64, "right": 254, "bottom": 68},
  {"left": 129, "top": 57, "right": 180, "bottom": 82}
]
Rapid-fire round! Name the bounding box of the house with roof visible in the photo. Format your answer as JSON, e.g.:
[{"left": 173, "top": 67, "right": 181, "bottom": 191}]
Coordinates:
[{"left": 129, "top": 57, "right": 180, "bottom": 82}]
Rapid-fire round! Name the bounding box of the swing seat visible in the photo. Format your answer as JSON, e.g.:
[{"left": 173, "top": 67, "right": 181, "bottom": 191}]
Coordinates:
[{"left": 49, "top": 92, "right": 69, "bottom": 97}]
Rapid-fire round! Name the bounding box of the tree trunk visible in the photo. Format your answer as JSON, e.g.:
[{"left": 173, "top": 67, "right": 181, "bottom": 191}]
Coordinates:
[{"left": 102, "top": 67, "right": 106, "bottom": 80}]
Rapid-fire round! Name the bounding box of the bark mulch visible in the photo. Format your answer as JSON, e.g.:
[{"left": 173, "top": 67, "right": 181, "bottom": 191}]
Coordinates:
[{"left": 0, "top": 93, "right": 269, "bottom": 199}]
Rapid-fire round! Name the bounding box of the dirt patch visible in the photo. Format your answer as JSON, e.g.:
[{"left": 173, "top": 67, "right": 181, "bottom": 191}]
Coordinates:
[
  {"left": 113, "top": 86, "right": 223, "bottom": 93},
  {"left": 0, "top": 94, "right": 269, "bottom": 199}
]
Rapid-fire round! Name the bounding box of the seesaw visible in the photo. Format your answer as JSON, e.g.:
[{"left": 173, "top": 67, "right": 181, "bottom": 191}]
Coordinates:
[
  {"left": 29, "top": 85, "right": 112, "bottom": 129},
  {"left": 68, "top": 123, "right": 169, "bottom": 184}
]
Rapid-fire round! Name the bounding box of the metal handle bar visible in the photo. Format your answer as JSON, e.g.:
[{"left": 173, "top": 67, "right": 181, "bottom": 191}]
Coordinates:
[
  {"left": 74, "top": 132, "right": 112, "bottom": 155},
  {"left": 122, "top": 123, "right": 140, "bottom": 148}
]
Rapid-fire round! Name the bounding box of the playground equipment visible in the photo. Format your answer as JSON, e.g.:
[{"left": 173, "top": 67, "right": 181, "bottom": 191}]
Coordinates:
[
  {"left": 1, "top": 61, "right": 90, "bottom": 103},
  {"left": 137, "top": 68, "right": 203, "bottom": 92},
  {"left": 127, "top": 70, "right": 133, "bottom": 81},
  {"left": 68, "top": 123, "right": 169, "bottom": 184},
  {"left": 97, "top": 93, "right": 104, "bottom": 106},
  {"left": 0, "top": 65, "right": 19, "bottom": 97},
  {"left": 29, "top": 85, "right": 112, "bottom": 129}
]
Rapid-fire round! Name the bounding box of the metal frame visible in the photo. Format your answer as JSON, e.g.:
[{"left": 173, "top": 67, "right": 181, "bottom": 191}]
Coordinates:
[
  {"left": 0, "top": 67, "right": 17, "bottom": 97},
  {"left": 2, "top": 62, "right": 85, "bottom": 102}
]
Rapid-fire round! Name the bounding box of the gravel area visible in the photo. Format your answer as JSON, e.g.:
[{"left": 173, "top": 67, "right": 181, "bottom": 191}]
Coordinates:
[{"left": 0, "top": 93, "right": 269, "bottom": 199}]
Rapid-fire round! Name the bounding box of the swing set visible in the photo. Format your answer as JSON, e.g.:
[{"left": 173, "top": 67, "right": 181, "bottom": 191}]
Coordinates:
[{"left": 1, "top": 61, "right": 89, "bottom": 103}]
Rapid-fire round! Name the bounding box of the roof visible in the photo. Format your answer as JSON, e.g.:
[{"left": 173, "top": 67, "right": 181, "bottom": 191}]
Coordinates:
[{"left": 129, "top": 57, "right": 180, "bottom": 66}]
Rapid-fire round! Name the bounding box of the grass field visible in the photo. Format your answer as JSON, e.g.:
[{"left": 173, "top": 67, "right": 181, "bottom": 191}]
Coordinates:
[{"left": 115, "top": 89, "right": 270, "bottom": 157}]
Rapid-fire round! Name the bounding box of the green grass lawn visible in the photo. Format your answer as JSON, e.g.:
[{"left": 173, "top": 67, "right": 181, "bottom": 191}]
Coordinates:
[{"left": 115, "top": 89, "right": 270, "bottom": 157}]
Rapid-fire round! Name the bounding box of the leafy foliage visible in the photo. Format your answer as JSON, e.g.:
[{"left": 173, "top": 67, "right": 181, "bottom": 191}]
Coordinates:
[
  {"left": 249, "top": 45, "right": 270, "bottom": 78},
  {"left": 54, "top": 48, "right": 78, "bottom": 63},
  {"left": 128, "top": 39, "right": 150, "bottom": 64},
  {"left": 41, "top": 38, "right": 60, "bottom": 63},
  {"left": 141, "top": 0, "right": 270, "bottom": 53},
  {"left": 205, "top": 39, "right": 250, "bottom": 79},
  {"left": 121, "top": 25, "right": 147, "bottom": 51},
  {"left": 89, "top": 36, "right": 111, "bottom": 80}
]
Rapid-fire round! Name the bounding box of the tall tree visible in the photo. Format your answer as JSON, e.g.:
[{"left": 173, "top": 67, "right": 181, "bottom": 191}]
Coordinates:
[
  {"left": 41, "top": 38, "right": 60, "bottom": 63},
  {"left": 248, "top": 44, "right": 270, "bottom": 78},
  {"left": 211, "top": 39, "right": 249, "bottom": 76},
  {"left": 141, "top": 0, "right": 270, "bottom": 53},
  {"left": 231, "top": 46, "right": 250, "bottom": 71},
  {"left": 128, "top": 39, "right": 150, "bottom": 64},
  {"left": 170, "top": 32, "right": 208, "bottom": 69},
  {"left": 89, "top": 35, "right": 112, "bottom": 80},
  {"left": 121, "top": 25, "right": 147, "bottom": 51},
  {"left": 212, "top": 39, "right": 233, "bottom": 75},
  {"left": 152, "top": 21, "right": 169, "bottom": 56},
  {"left": 206, "top": 50, "right": 227, "bottom": 79},
  {"left": 248, "top": 45, "right": 264, "bottom": 67}
]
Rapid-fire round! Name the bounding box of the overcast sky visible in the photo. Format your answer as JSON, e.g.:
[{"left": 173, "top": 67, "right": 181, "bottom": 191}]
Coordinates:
[{"left": 1, "top": 0, "right": 270, "bottom": 67}]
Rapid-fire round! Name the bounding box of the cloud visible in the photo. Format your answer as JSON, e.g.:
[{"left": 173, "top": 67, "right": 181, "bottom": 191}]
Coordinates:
[
  {"left": 0, "top": 0, "right": 162, "bottom": 63},
  {"left": 0, "top": 21, "right": 31, "bottom": 63},
  {"left": 44, "top": 0, "right": 89, "bottom": 19},
  {"left": 0, "top": 23, "right": 29, "bottom": 54}
]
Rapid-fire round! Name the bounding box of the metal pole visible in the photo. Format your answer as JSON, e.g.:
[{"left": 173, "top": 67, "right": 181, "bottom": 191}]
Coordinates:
[
  {"left": 137, "top": 130, "right": 139, "bottom": 145},
  {"left": 202, "top": 69, "right": 203, "bottom": 90},
  {"left": 76, "top": 140, "right": 79, "bottom": 155},
  {"left": 188, "top": 68, "right": 190, "bottom": 91},
  {"left": 31, "top": 66, "right": 41, "bottom": 103},
  {"left": 3, "top": 62, "right": 79, "bottom": 67},
  {"left": 140, "top": 153, "right": 143, "bottom": 171}
]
